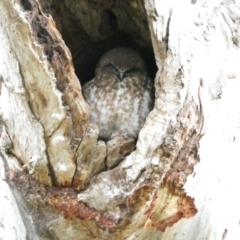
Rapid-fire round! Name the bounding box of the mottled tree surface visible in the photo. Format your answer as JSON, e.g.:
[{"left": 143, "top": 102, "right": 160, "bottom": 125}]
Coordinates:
[{"left": 0, "top": 0, "right": 240, "bottom": 239}]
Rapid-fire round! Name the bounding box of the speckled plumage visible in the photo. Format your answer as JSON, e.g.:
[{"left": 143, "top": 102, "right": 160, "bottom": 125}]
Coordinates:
[{"left": 82, "top": 47, "right": 154, "bottom": 141}]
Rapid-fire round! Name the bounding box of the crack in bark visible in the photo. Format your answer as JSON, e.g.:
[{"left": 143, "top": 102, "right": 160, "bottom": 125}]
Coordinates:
[{"left": 165, "top": 8, "right": 172, "bottom": 51}]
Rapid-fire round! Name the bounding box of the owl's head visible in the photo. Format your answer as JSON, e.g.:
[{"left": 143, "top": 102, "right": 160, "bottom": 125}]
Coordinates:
[{"left": 95, "top": 48, "right": 148, "bottom": 81}]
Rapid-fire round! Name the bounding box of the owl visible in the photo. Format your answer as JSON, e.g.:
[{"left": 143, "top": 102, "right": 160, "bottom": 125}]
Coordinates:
[{"left": 82, "top": 47, "right": 154, "bottom": 141}]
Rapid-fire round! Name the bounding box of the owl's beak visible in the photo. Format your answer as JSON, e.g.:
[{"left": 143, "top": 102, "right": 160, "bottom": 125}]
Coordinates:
[{"left": 117, "top": 72, "right": 126, "bottom": 81}]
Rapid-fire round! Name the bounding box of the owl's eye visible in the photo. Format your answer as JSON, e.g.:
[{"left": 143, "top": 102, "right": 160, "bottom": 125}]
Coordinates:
[
  {"left": 125, "top": 67, "right": 139, "bottom": 74},
  {"left": 106, "top": 64, "right": 118, "bottom": 72}
]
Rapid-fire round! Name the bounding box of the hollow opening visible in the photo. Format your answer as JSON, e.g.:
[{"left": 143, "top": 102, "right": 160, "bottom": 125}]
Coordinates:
[
  {"left": 37, "top": 0, "right": 159, "bottom": 187},
  {"left": 42, "top": 0, "right": 157, "bottom": 85}
]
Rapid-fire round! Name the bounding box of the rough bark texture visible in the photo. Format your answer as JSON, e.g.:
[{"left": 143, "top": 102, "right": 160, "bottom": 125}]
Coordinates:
[{"left": 0, "top": 0, "right": 240, "bottom": 239}]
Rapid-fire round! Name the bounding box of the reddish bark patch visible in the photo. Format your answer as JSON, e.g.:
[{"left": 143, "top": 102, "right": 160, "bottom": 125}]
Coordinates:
[
  {"left": 127, "top": 185, "right": 154, "bottom": 213},
  {"left": 145, "top": 188, "right": 197, "bottom": 232},
  {"left": 178, "top": 195, "right": 197, "bottom": 218},
  {"left": 49, "top": 196, "right": 116, "bottom": 229},
  {"left": 144, "top": 96, "right": 202, "bottom": 232},
  {"left": 155, "top": 195, "right": 196, "bottom": 232},
  {"left": 8, "top": 170, "right": 117, "bottom": 229}
]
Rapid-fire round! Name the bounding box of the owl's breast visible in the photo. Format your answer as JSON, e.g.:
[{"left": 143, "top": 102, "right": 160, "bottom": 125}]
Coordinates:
[{"left": 82, "top": 77, "right": 153, "bottom": 140}]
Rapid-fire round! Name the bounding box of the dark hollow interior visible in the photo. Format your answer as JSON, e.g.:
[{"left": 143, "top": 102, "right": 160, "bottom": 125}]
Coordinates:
[{"left": 39, "top": 0, "right": 157, "bottom": 85}]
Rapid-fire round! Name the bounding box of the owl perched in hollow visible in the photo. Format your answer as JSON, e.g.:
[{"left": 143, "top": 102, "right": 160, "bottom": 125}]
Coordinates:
[{"left": 82, "top": 47, "right": 154, "bottom": 141}]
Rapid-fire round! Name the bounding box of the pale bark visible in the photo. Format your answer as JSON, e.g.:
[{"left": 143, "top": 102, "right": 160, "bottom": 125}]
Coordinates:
[{"left": 0, "top": 0, "right": 240, "bottom": 239}]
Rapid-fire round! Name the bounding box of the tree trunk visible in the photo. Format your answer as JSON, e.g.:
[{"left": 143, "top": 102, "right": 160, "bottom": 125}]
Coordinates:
[{"left": 1, "top": 0, "right": 240, "bottom": 239}]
